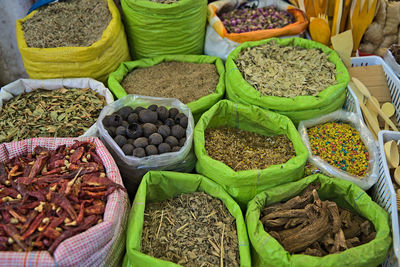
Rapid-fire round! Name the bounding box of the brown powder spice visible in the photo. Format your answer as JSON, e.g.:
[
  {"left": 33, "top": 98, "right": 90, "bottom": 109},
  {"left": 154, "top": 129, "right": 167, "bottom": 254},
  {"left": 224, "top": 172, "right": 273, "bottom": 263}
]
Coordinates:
[
  {"left": 121, "top": 61, "right": 220, "bottom": 104},
  {"left": 205, "top": 127, "right": 296, "bottom": 171},
  {"left": 22, "top": 0, "right": 112, "bottom": 48},
  {"left": 142, "top": 192, "right": 240, "bottom": 267}
]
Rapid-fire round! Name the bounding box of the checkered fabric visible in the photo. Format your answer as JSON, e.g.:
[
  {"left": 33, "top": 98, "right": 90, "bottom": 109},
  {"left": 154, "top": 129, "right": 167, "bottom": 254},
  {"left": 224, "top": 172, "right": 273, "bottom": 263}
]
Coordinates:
[{"left": 0, "top": 137, "right": 130, "bottom": 267}]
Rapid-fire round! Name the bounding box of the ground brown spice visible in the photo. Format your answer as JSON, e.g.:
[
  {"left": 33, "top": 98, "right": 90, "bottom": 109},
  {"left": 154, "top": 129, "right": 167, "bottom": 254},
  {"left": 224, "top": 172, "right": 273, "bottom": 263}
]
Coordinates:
[
  {"left": 22, "top": 0, "right": 112, "bottom": 48},
  {"left": 205, "top": 127, "right": 296, "bottom": 171},
  {"left": 121, "top": 61, "right": 220, "bottom": 104},
  {"left": 142, "top": 192, "right": 240, "bottom": 267}
]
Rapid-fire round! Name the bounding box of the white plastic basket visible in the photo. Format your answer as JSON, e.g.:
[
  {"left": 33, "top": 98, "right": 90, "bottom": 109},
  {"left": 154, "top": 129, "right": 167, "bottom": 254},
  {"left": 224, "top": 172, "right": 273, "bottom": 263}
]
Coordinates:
[{"left": 344, "top": 56, "right": 400, "bottom": 266}]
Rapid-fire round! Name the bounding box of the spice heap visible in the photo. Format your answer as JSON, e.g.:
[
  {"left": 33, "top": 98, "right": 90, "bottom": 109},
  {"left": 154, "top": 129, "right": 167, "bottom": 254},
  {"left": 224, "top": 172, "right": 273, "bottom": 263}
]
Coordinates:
[
  {"left": 22, "top": 0, "right": 111, "bottom": 48},
  {"left": 103, "top": 105, "right": 188, "bottom": 157},
  {"left": 121, "top": 61, "right": 219, "bottom": 104},
  {"left": 142, "top": 192, "right": 240, "bottom": 266},
  {"left": 205, "top": 127, "right": 295, "bottom": 171},
  {"left": 235, "top": 41, "right": 337, "bottom": 98},
  {"left": 0, "top": 141, "right": 125, "bottom": 253},
  {"left": 307, "top": 122, "right": 369, "bottom": 177},
  {"left": 389, "top": 45, "right": 400, "bottom": 64},
  {"left": 219, "top": 6, "right": 294, "bottom": 34},
  {"left": 261, "top": 183, "right": 376, "bottom": 256},
  {"left": 0, "top": 88, "right": 106, "bottom": 143}
]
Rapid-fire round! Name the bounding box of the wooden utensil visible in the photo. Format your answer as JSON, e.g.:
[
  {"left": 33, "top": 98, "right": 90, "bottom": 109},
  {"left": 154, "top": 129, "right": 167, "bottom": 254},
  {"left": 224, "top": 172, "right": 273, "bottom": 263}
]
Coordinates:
[
  {"left": 382, "top": 102, "right": 396, "bottom": 130},
  {"left": 394, "top": 167, "right": 400, "bottom": 187},
  {"left": 331, "top": 30, "right": 353, "bottom": 68},
  {"left": 384, "top": 140, "right": 399, "bottom": 169},
  {"left": 350, "top": 0, "right": 378, "bottom": 53},
  {"left": 352, "top": 77, "right": 398, "bottom": 131},
  {"left": 310, "top": 15, "right": 331, "bottom": 46},
  {"left": 340, "top": 0, "right": 352, "bottom": 32},
  {"left": 349, "top": 81, "right": 381, "bottom": 138},
  {"left": 331, "top": 0, "right": 343, "bottom": 37}
]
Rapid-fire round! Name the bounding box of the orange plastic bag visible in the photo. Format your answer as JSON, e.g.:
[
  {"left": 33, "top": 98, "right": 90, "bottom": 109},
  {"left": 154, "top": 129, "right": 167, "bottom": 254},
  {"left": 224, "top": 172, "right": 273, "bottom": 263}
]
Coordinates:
[{"left": 208, "top": 0, "right": 308, "bottom": 43}]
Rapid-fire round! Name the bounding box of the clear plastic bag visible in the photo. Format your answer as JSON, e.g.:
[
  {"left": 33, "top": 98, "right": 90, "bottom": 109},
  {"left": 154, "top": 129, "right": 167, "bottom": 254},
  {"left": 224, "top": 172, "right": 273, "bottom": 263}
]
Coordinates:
[
  {"left": 298, "top": 109, "right": 379, "bottom": 190},
  {"left": 96, "top": 95, "right": 195, "bottom": 196},
  {"left": 0, "top": 78, "right": 114, "bottom": 137}
]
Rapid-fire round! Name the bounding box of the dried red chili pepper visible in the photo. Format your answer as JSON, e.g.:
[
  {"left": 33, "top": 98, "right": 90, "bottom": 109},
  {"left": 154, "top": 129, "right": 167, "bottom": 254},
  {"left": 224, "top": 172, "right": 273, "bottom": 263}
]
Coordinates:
[{"left": 0, "top": 142, "right": 124, "bottom": 253}]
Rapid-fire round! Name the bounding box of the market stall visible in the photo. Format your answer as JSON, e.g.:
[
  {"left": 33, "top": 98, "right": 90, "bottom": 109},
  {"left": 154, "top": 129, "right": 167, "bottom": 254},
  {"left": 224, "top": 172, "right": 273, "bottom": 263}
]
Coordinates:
[{"left": 1, "top": 0, "right": 400, "bottom": 266}]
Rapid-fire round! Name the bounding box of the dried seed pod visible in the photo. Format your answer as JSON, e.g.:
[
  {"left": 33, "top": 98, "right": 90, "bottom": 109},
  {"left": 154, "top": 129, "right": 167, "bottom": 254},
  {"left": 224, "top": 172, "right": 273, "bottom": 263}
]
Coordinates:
[
  {"left": 171, "top": 125, "right": 185, "bottom": 139},
  {"left": 139, "top": 110, "right": 158, "bottom": 124},
  {"left": 145, "top": 145, "right": 158, "bottom": 156},
  {"left": 156, "top": 106, "right": 169, "bottom": 121},
  {"left": 149, "top": 133, "right": 163, "bottom": 146},
  {"left": 115, "top": 126, "right": 126, "bottom": 136},
  {"left": 158, "top": 125, "right": 171, "bottom": 138},
  {"left": 165, "top": 118, "right": 175, "bottom": 127},
  {"left": 122, "top": 144, "right": 134, "bottom": 155},
  {"left": 127, "top": 113, "right": 139, "bottom": 124},
  {"left": 169, "top": 108, "right": 179, "bottom": 119},
  {"left": 114, "top": 135, "right": 127, "bottom": 147},
  {"left": 126, "top": 123, "right": 143, "bottom": 139},
  {"left": 117, "top": 106, "right": 134, "bottom": 120},
  {"left": 142, "top": 123, "right": 157, "bottom": 138},
  {"left": 134, "top": 137, "right": 149, "bottom": 148},
  {"left": 109, "top": 114, "right": 123, "bottom": 127},
  {"left": 148, "top": 104, "right": 158, "bottom": 111},
  {"left": 133, "top": 147, "right": 146, "bottom": 158},
  {"left": 165, "top": 136, "right": 179, "bottom": 148},
  {"left": 158, "top": 143, "right": 171, "bottom": 154}
]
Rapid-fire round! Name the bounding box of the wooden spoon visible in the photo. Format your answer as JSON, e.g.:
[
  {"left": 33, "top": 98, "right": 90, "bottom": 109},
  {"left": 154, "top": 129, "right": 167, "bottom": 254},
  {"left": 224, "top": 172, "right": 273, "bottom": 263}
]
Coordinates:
[
  {"left": 382, "top": 102, "right": 396, "bottom": 130},
  {"left": 384, "top": 140, "right": 399, "bottom": 169},
  {"left": 394, "top": 167, "right": 400, "bottom": 187},
  {"left": 352, "top": 77, "right": 398, "bottom": 131}
]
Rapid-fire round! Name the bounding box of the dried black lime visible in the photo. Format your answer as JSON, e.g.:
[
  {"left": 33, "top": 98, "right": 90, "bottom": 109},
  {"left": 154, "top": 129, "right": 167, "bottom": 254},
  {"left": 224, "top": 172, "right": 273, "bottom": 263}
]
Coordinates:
[
  {"left": 139, "top": 110, "right": 158, "bottom": 124},
  {"left": 172, "top": 146, "right": 181, "bottom": 152},
  {"left": 158, "top": 143, "right": 171, "bottom": 154},
  {"left": 148, "top": 104, "right": 158, "bottom": 111},
  {"left": 106, "top": 126, "right": 116, "bottom": 137},
  {"left": 145, "top": 145, "right": 158, "bottom": 156},
  {"left": 179, "top": 137, "right": 186, "bottom": 147},
  {"left": 114, "top": 135, "right": 127, "bottom": 147},
  {"left": 127, "top": 113, "right": 139, "bottom": 124},
  {"left": 156, "top": 106, "right": 169, "bottom": 121},
  {"left": 133, "top": 147, "right": 146, "bottom": 158},
  {"left": 143, "top": 123, "right": 157, "bottom": 138},
  {"left": 169, "top": 108, "right": 179, "bottom": 119},
  {"left": 118, "top": 106, "right": 134, "bottom": 120},
  {"left": 135, "top": 106, "right": 146, "bottom": 114},
  {"left": 134, "top": 137, "right": 149, "bottom": 148},
  {"left": 109, "top": 114, "right": 123, "bottom": 127},
  {"left": 127, "top": 138, "right": 135, "bottom": 145},
  {"left": 122, "top": 121, "right": 129, "bottom": 128},
  {"left": 126, "top": 123, "right": 143, "bottom": 139},
  {"left": 115, "top": 126, "right": 126, "bottom": 136},
  {"left": 122, "top": 143, "right": 134, "bottom": 155},
  {"left": 158, "top": 125, "right": 171, "bottom": 138},
  {"left": 171, "top": 125, "right": 185, "bottom": 139},
  {"left": 165, "top": 136, "right": 179, "bottom": 148},
  {"left": 103, "top": 115, "right": 112, "bottom": 127},
  {"left": 149, "top": 133, "right": 163, "bottom": 146},
  {"left": 165, "top": 118, "right": 175, "bottom": 127}
]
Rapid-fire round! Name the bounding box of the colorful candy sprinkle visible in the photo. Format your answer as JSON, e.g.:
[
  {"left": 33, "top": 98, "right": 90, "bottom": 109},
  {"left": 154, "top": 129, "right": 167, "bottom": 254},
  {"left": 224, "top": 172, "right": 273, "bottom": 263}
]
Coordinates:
[{"left": 307, "top": 122, "right": 369, "bottom": 177}]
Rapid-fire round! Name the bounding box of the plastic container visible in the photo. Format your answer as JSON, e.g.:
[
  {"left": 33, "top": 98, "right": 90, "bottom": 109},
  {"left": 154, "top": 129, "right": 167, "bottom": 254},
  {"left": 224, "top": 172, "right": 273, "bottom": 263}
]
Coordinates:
[{"left": 346, "top": 56, "right": 400, "bottom": 266}]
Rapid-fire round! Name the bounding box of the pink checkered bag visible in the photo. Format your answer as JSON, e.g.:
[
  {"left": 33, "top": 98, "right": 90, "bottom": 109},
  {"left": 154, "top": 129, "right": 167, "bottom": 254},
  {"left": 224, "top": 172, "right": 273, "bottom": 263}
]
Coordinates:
[{"left": 0, "top": 137, "right": 130, "bottom": 267}]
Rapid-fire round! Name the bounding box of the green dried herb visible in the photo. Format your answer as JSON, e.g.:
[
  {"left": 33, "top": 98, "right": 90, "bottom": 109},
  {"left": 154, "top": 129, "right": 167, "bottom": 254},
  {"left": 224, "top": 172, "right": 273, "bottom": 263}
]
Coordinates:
[
  {"left": 22, "top": 0, "right": 111, "bottom": 48},
  {"left": 235, "top": 41, "right": 337, "bottom": 98},
  {"left": 205, "top": 127, "right": 296, "bottom": 171},
  {"left": 0, "top": 88, "right": 106, "bottom": 143},
  {"left": 142, "top": 192, "right": 240, "bottom": 267}
]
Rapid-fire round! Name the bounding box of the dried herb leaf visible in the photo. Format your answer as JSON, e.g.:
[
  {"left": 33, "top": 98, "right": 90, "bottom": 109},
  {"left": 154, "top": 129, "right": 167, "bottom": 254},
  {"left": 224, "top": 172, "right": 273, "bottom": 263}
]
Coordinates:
[
  {"left": 0, "top": 88, "right": 106, "bottom": 143},
  {"left": 235, "top": 41, "right": 337, "bottom": 98},
  {"left": 142, "top": 192, "right": 240, "bottom": 267}
]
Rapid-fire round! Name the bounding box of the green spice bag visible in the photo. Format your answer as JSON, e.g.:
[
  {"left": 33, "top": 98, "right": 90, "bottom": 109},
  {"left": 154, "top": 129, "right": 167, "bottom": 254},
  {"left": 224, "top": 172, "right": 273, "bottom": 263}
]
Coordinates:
[
  {"left": 246, "top": 174, "right": 391, "bottom": 267},
  {"left": 225, "top": 37, "right": 350, "bottom": 124},
  {"left": 108, "top": 55, "right": 225, "bottom": 122},
  {"left": 123, "top": 171, "right": 252, "bottom": 267},
  {"left": 194, "top": 100, "right": 308, "bottom": 208},
  {"left": 121, "top": 0, "right": 207, "bottom": 59}
]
